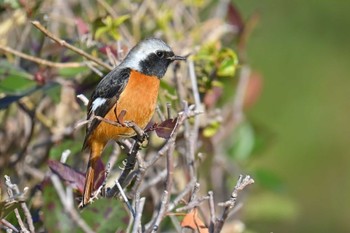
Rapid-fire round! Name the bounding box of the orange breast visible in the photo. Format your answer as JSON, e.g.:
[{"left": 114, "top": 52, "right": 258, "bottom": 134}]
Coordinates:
[{"left": 90, "top": 70, "right": 160, "bottom": 144}]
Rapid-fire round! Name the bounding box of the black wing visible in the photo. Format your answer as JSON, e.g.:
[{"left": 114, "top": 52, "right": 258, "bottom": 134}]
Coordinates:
[{"left": 82, "top": 67, "right": 131, "bottom": 149}]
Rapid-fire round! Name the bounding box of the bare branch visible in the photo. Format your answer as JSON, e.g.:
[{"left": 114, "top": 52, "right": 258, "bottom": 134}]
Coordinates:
[
  {"left": 31, "top": 21, "right": 113, "bottom": 71},
  {"left": 149, "top": 190, "right": 169, "bottom": 233},
  {"left": 76, "top": 94, "right": 89, "bottom": 106},
  {"left": 1, "top": 219, "right": 19, "bottom": 232},
  {"left": 0, "top": 44, "right": 85, "bottom": 68},
  {"left": 132, "top": 196, "right": 146, "bottom": 233},
  {"left": 214, "top": 175, "right": 254, "bottom": 233},
  {"left": 208, "top": 191, "right": 216, "bottom": 232},
  {"left": 4, "top": 176, "right": 33, "bottom": 233},
  {"left": 115, "top": 179, "right": 135, "bottom": 217}
]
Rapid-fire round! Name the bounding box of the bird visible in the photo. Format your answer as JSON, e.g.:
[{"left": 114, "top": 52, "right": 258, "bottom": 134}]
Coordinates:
[{"left": 81, "top": 38, "right": 186, "bottom": 206}]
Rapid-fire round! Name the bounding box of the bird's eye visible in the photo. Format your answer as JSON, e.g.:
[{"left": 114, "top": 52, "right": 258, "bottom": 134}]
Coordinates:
[{"left": 156, "top": 51, "right": 164, "bottom": 58}]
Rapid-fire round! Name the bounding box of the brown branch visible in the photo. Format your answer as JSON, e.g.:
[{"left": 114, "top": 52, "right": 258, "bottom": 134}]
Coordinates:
[
  {"left": 167, "top": 178, "right": 197, "bottom": 212},
  {"left": 1, "top": 219, "right": 19, "bottom": 232},
  {"left": 31, "top": 21, "right": 113, "bottom": 71},
  {"left": 214, "top": 175, "right": 254, "bottom": 233},
  {"left": 4, "top": 175, "right": 33, "bottom": 233},
  {"left": 132, "top": 196, "right": 146, "bottom": 233},
  {"left": 149, "top": 190, "right": 169, "bottom": 233},
  {"left": 175, "top": 195, "right": 209, "bottom": 212},
  {"left": 0, "top": 44, "right": 85, "bottom": 68},
  {"left": 208, "top": 191, "right": 216, "bottom": 232}
]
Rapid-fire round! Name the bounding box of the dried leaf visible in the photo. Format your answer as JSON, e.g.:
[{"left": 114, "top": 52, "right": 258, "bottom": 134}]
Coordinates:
[
  {"left": 155, "top": 118, "right": 178, "bottom": 139},
  {"left": 181, "top": 208, "right": 209, "bottom": 233}
]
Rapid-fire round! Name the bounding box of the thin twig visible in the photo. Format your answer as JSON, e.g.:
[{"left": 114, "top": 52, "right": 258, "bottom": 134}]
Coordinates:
[
  {"left": 106, "top": 141, "right": 141, "bottom": 198},
  {"left": 115, "top": 179, "right": 136, "bottom": 218},
  {"left": 208, "top": 191, "right": 216, "bottom": 232},
  {"left": 185, "top": 61, "right": 201, "bottom": 179},
  {"left": 167, "top": 178, "right": 197, "bottom": 212},
  {"left": 4, "top": 176, "right": 33, "bottom": 233},
  {"left": 132, "top": 196, "right": 146, "bottom": 233},
  {"left": 138, "top": 170, "right": 167, "bottom": 194},
  {"left": 175, "top": 195, "right": 209, "bottom": 212},
  {"left": 31, "top": 21, "right": 113, "bottom": 71},
  {"left": 214, "top": 175, "right": 254, "bottom": 233},
  {"left": 0, "top": 44, "right": 85, "bottom": 68},
  {"left": 156, "top": 105, "right": 166, "bottom": 122},
  {"left": 76, "top": 94, "right": 89, "bottom": 106},
  {"left": 189, "top": 182, "right": 200, "bottom": 203},
  {"left": 1, "top": 219, "right": 19, "bottom": 233},
  {"left": 104, "top": 120, "right": 147, "bottom": 199},
  {"left": 149, "top": 190, "right": 169, "bottom": 233}
]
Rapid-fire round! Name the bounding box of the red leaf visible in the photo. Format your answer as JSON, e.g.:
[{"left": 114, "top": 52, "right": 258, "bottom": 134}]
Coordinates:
[
  {"left": 203, "top": 86, "right": 223, "bottom": 109},
  {"left": 244, "top": 71, "right": 263, "bottom": 108},
  {"left": 99, "top": 45, "right": 118, "bottom": 57},
  {"left": 48, "top": 159, "right": 106, "bottom": 194},
  {"left": 227, "top": 3, "right": 244, "bottom": 34},
  {"left": 93, "top": 158, "right": 106, "bottom": 191},
  {"left": 48, "top": 160, "right": 85, "bottom": 193},
  {"left": 155, "top": 118, "right": 178, "bottom": 139},
  {"left": 75, "top": 18, "right": 89, "bottom": 35},
  {"left": 34, "top": 68, "right": 50, "bottom": 85}
]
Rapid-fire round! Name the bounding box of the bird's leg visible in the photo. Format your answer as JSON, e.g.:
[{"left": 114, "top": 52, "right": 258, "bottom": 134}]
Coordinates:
[{"left": 113, "top": 106, "right": 127, "bottom": 126}]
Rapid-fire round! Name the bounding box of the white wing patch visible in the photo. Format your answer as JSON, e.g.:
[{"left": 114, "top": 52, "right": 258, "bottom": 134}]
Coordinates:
[{"left": 91, "top": 97, "right": 107, "bottom": 112}]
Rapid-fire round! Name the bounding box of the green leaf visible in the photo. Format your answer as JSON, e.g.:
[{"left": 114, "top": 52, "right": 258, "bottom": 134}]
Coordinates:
[
  {"left": 49, "top": 139, "right": 82, "bottom": 161},
  {"left": 217, "top": 48, "right": 238, "bottom": 77},
  {"left": 95, "top": 15, "right": 129, "bottom": 40},
  {"left": 0, "top": 61, "right": 35, "bottom": 94},
  {"left": 253, "top": 169, "right": 284, "bottom": 191},
  {"left": 228, "top": 121, "right": 255, "bottom": 160},
  {"left": 203, "top": 121, "right": 221, "bottom": 138},
  {"left": 46, "top": 84, "right": 61, "bottom": 104},
  {"left": 3, "top": 0, "right": 20, "bottom": 9},
  {"left": 95, "top": 26, "right": 109, "bottom": 40},
  {"left": 58, "top": 66, "right": 89, "bottom": 78},
  {"left": 244, "top": 192, "right": 298, "bottom": 222},
  {"left": 112, "top": 15, "right": 130, "bottom": 26}
]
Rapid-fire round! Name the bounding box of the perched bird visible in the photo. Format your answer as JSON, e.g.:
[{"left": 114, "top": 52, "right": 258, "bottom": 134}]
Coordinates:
[{"left": 82, "top": 38, "right": 186, "bottom": 206}]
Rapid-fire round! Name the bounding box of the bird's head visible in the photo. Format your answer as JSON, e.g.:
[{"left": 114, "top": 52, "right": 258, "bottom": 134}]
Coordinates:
[{"left": 120, "top": 38, "right": 186, "bottom": 78}]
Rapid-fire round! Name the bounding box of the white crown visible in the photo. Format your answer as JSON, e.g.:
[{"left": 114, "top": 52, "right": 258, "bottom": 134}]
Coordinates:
[{"left": 120, "top": 38, "right": 172, "bottom": 71}]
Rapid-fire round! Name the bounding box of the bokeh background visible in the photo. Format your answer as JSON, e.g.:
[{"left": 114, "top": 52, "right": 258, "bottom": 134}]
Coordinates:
[{"left": 236, "top": 0, "right": 350, "bottom": 232}]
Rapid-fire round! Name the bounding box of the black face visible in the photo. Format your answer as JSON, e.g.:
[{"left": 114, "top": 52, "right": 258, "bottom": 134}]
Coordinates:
[{"left": 139, "top": 50, "right": 175, "bottom": 78}]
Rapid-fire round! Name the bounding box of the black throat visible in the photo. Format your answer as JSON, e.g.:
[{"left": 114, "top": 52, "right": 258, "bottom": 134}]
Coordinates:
[{"left": 138, "top": 51, "right": 174, "bottom": 78}]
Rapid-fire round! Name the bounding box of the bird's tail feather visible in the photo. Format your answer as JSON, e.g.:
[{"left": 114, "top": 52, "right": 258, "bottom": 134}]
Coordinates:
[{"left": 82, "top": 143, "right": 103, "bottom": 207}]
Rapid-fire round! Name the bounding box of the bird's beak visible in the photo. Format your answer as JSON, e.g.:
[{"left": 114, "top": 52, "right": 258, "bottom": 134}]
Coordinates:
[{"left": 168, "top": 55, "right": 187, "bottom": 61}]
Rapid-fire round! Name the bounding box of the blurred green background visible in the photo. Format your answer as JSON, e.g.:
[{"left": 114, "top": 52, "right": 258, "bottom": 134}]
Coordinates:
[{"left": 236, "top": 0, "right": 350, "bottom": 232}]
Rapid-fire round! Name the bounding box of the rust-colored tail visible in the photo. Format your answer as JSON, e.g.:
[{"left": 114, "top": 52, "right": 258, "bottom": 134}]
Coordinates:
[{"left": 82, "top": 142, "right": 103, "bottom": 207}]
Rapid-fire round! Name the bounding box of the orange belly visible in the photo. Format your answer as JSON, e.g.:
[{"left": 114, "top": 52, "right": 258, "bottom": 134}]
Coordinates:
[{"left": 90, "top": 70, "right": 160, "bottom": 144}]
